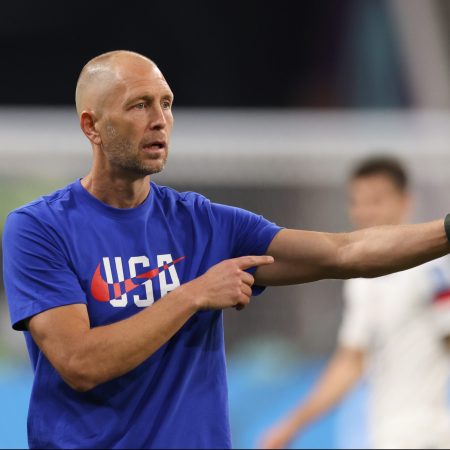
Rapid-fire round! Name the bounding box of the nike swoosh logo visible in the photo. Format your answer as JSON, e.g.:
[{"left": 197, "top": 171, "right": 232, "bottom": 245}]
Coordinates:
[{"left": 91, "top": 256, "right": 186, "bottom": 302}]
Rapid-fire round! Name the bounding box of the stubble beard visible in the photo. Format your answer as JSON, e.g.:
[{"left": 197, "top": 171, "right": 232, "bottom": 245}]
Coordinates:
[{"left": 104, "top": 126, "right": 168, "bottom": 176}]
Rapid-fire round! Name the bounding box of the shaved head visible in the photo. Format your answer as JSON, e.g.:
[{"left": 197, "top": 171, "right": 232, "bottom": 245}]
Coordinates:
[
  {"left": 76, "top": 50, "right": 174, "bottom": 179},
  {"left": 75, "top": 50, "right": 159, "bottom": 117}
]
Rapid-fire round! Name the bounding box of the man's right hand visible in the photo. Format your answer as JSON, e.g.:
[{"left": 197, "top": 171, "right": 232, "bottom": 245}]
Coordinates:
[{"left": 185, "top": 255, "right": 274, "bottom": 311}]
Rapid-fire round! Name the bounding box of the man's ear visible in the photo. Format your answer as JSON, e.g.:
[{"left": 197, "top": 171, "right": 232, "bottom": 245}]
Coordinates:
[{"left": 80, "top": 111, "right": 102, "bottom": 146}]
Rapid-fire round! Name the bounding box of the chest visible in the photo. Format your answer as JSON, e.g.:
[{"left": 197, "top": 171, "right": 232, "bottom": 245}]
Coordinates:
[{"left": 62, "top": 215, "right": 230, "bottom": 326}]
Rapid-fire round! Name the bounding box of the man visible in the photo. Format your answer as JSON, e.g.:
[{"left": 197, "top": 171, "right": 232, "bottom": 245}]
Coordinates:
[
  {"left": 260, "top": 158, "right": 450, "bottom": 449},
  {"left": 2, "top": 51, "right": 450, "bottom": 449}
]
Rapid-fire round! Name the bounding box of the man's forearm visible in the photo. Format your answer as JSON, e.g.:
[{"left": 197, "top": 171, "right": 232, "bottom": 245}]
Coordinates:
[
  {"left": 256, "top": 219, "right": 450, "bottom": 286},
  {"left": 338, "top": 219, "right": 450, "bottom": 279},
  {"left": 67, "top": 286, "right": 198, "bottom": 391},
  {"left": 37, "top": 255, "right": 271, "bottom": 392}
]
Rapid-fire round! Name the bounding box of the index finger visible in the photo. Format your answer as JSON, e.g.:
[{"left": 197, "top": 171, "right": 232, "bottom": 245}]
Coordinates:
[{"left": 234, "top": 255, "right": 275, "bottom": 270}]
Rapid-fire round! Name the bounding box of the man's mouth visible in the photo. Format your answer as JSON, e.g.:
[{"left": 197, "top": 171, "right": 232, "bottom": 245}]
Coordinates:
[{"left": 142, "top": 141, "right": 166, "bottom": 152}]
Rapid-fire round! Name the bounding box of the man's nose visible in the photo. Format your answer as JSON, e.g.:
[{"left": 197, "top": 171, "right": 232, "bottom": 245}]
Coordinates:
[{"left": 149, "top": 105, "right": 167, "bottom": 130}]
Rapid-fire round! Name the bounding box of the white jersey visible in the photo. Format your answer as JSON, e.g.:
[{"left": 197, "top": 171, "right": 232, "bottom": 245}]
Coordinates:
[{"left": 339, "top": 257, "right": 450, "bottom": 449}]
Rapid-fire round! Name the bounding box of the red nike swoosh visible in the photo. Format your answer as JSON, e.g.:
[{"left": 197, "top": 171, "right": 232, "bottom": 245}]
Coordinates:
[{"left": 91, "top": 256, "right": 186, "bottom": 302}]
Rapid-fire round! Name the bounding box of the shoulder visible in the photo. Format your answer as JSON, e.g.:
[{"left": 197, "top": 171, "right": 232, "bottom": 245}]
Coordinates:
[
  {"left": 152, "top": 183, "right": 228, "bottom": 219},
  {"left": 4, "top": 182, "right": 77, "bottom": 233},
  {"left": 152, "top": 182, "right": 210, "bottom": 206},
  {"left": 151, "top": 183, "right": 255, "bottom": 227}
]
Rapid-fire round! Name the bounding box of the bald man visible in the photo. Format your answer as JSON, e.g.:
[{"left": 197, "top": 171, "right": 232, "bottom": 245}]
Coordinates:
[{"left": 3, "top": 50, "right": 450, "bottom": 449}]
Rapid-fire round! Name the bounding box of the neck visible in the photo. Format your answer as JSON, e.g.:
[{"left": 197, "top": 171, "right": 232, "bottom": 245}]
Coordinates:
[{"left": 81, "top": 170, "right": 151, "bottom": 209}]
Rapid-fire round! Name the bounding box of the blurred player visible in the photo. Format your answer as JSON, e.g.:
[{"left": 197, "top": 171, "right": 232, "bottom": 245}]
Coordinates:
[
  {"left": 3, "top": 51, "right": 450, "bottom": 449},
  {"left": 260, "top": 157, "right": 450, "bottom": 449}
]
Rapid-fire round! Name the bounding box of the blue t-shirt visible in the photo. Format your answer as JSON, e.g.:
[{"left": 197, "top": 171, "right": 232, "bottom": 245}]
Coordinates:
[{"left": 2, "top": 180, "right": 281, "bottom": 449}]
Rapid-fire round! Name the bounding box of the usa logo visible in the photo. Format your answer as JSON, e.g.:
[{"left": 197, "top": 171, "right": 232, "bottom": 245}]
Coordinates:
[{"left": 90, "top": 254, "right": 185, "bottom": 307}]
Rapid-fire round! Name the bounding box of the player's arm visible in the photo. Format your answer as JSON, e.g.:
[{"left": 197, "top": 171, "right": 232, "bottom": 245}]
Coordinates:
[
  {"left": 27, "top": 255, "right": 273, "bottom": 392},
  {"left": 256, "top": 220, "right": 450, "bottom": 285},
  {"left": 259, "top": 347, "right": 364, "bottom": 450}
]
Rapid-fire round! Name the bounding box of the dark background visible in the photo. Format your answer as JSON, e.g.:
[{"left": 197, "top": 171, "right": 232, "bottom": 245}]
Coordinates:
[{"left": 0, "top": 0, "right": 409, "bottom": 107}]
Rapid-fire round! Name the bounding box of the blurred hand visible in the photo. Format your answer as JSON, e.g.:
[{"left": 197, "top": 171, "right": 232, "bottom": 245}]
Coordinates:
[
  {"left": 186, "top": 255, "right": 274, "bottom": 311},
  {"left": 259, "top": 419, "right": 299, "bottom": 450}
]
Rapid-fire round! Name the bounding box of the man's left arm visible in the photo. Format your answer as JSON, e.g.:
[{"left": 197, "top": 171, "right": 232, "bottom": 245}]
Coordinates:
[{"left": 255, "top": 220, "right": 450, "bottom": 285}]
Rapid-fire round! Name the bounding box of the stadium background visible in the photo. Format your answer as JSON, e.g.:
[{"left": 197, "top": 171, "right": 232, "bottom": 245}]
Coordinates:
[{"left": 1, "top": 1, "right": 450, "bottom": 448}]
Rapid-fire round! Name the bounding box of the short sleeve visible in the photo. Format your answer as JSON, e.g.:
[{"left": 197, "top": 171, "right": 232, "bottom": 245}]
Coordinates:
[
  {"left": 2, "top": 210, "right": 87, "bottom": 331},
  {"left": 338, "top": 279, "right": 374, "bottom": 350},
  {"left": 208, "top": 202, "right": 282, "bottom": 295}
]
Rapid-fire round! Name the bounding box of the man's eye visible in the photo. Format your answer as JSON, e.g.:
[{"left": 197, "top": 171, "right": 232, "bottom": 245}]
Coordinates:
[
  {"left": 135, "top": 103, "right": 146, "bottom": 110},
  {"left": 162, "top": 101, "right": 172, "bottom": 109}
]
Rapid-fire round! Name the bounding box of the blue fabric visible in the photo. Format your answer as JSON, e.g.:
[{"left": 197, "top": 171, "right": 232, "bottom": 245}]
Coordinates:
[{"left": 2, "top": 179, "right": 281, "bottom": 449}]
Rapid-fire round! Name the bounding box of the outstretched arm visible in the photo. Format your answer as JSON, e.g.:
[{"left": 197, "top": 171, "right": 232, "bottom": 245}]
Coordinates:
[
  {"left": 256, "top": 220, "right": 450, "bottom": 285},
  {"left": 259, "top": 347, "right": 364, "bottom": 450}
]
